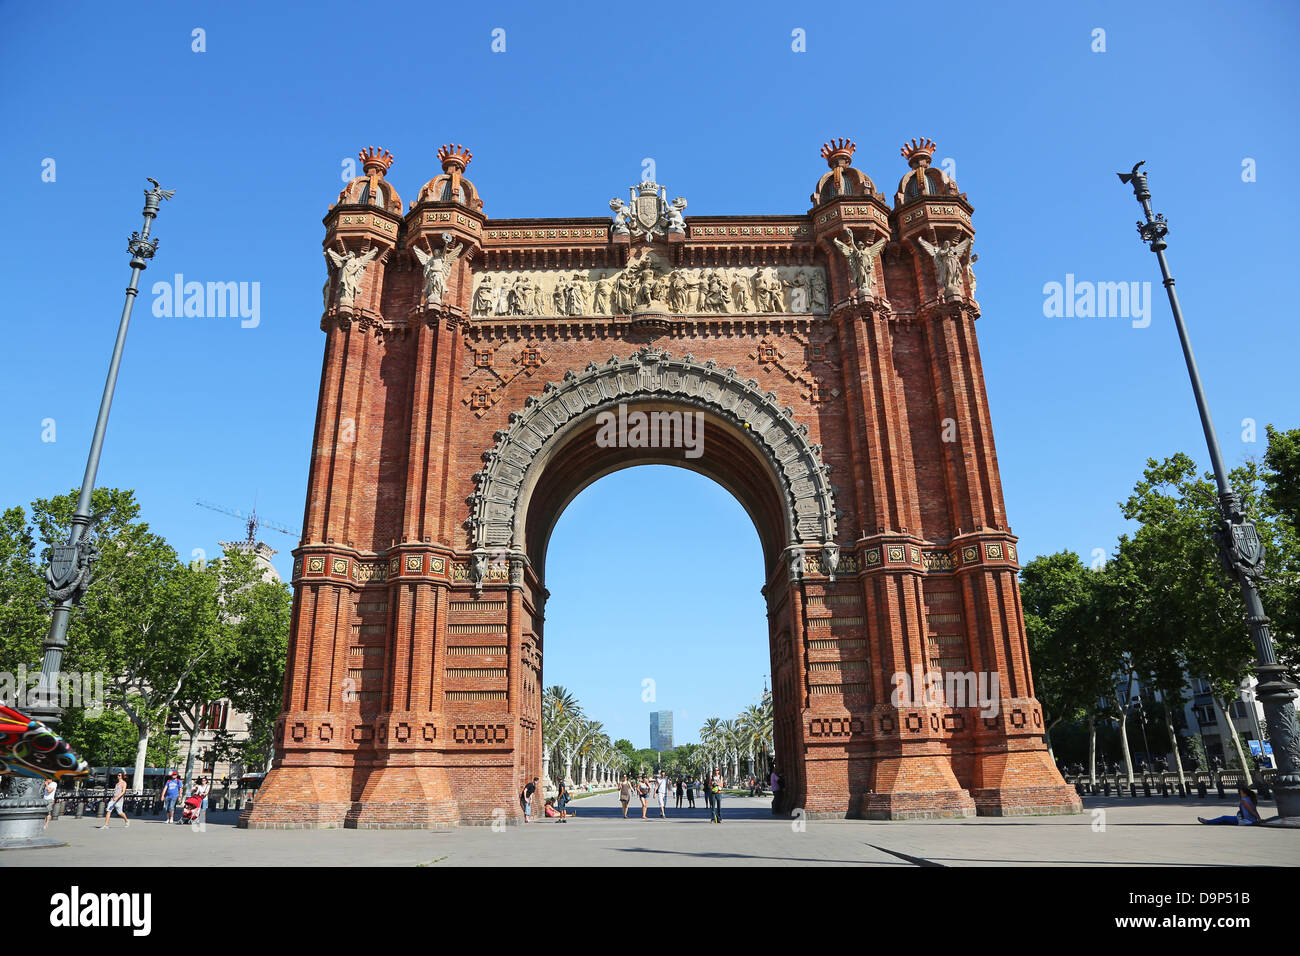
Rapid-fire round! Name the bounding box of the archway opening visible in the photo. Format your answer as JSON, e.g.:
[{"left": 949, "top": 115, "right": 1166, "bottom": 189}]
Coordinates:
[
  {"left": 513, "top": 397, "right": 808, "bottom": 807},
  {"left": 542, "top": 465, "right": 773, "bottom": 789}
]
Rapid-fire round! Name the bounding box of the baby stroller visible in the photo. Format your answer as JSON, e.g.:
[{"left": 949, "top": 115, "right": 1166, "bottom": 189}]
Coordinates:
[{"left": 181, "top": 793, "right": 203, "bottom": 823}]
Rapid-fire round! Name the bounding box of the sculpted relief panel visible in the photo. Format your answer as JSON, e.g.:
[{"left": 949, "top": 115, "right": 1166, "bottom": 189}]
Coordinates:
[{"left": 470, "top": 262, "right": 829, "bottom": 318}]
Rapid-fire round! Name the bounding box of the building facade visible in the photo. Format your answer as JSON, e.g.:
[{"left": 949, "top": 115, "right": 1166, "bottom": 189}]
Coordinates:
[
  {"left": 243, "top": 137, "right": 1080, "bottom": 828},
  {"left": 650, "top": 711, "right": 674, "bottom": 752}
]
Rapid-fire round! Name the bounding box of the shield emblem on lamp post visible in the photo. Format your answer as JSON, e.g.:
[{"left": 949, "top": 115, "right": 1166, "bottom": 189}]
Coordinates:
[
  {"left": 47, "top": 544, "right": 80, "bottom": 591},
  {"left": 1231, "top": 521, "right": 1264, "bottom": 571}
]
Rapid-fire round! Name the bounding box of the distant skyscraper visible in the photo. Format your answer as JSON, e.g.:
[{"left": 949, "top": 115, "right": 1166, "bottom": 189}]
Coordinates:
[{"left": 650, "top": 711, "right": 674, "bottom": 752}]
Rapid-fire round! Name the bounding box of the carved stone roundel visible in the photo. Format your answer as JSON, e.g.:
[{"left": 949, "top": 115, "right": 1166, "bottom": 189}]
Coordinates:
[{"left": 466, "top": 347, "right": 837, "bottom": 552}]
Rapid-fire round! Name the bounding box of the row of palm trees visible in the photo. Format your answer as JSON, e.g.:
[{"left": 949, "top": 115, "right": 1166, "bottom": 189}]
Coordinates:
[
  {"left": 697, "top": 692, "right": 775, "bottom": 782},
  {"left": 540, "top": 685, "right": 777, "bottom": 787},
  {"left": 541, "top": 685, "right": 622, "bottom": 787}
]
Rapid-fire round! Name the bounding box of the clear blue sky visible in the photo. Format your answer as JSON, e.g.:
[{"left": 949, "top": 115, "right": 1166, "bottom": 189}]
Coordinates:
[{"left": 3, "top": 1, "right": 1296, "bottom": 748}]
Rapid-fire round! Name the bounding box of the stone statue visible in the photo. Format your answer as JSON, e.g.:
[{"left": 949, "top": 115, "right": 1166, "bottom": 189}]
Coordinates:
[
  {"left": 916, "top": 235, "right": 972, "bottom": 301},
  {"left": 966, "top": 253, "right": 978, "bottom": 300},
  {"left": 755, "top": 270, "right": 783, "bottom": 313},
  {"left": 610, "top": 198, "right": 631, "bottom": 236},
  {"left": 614, "top": 269, "right": 636, "bottom": 314},
  {"left": 412, "top": 235, "right": 464, "bottom": 308},
  {"left": 665, "top": 197, "right": 687, "bottom": 234},
  {"left": 526, "top": 277, "right": 546, "bottom": 316},
  {"left": 472, "top": 275, "right": 496, "bottom": 316},
  {"left": 636, "top": 265, "right": 656, "bottom": 306},
  {"left": 325, "top": 245, "right": 380, "bottom": 310},
  {"left": 507, "top": 276, "right": 527, "bottom": 315},
  {"left": 567, "top": 273, "right": 589, "bottom": 315},
  {"left": 651, "top": 273, "right": 670, "bottom": 304},
  {"left": 832, "top": 227, "right": 886, "bottom": 298},
  {"left": 552, "top": 276, "right": 568, "bottom": 315},
  {"left": 730, "top": 271, "right": 751, "bottom": 312},
  {"left": 668, "top": 270, "right": 697, "bottom": 313},
  {"left": 810, "top": 270, "right": 828, "bottom": 312},
  {"left": 592, "top": 275, "right": 611, "bottom": 314},
  {"left": 493, "top": 278, "right": 510, "bottom": 315},
  {"left": 701, "top": 271, "right": 731, "bottom": 313},
  {"left": 783, "top": 271, "right": 811, "bottom": 312}
]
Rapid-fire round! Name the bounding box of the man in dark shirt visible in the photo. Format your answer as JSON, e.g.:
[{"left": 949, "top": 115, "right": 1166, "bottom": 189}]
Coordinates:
[{"left": 521, "top": 777, "right": 538, "bottom": 823}]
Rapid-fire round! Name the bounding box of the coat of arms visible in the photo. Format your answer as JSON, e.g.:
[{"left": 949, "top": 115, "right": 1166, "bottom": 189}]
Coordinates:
[
  {"left": 1214, "top": 493, "right": 1266, "bottom": 581},
  {"left": 610, "top": 181, "right": 688, "bottom": 241},
  {"left": 45, "top": 540, "right": 96, "bottom": 602}
]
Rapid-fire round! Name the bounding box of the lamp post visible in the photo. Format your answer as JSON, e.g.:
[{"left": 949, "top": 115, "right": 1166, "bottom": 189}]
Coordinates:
[
  {"left": 1131, "top": 695, "right": 1153, "bottom": 772},
  {"left": 1118, "top": 161, "right": 1300, "bottom": 825},
  {"left": 0, "top": 180, "right": 174, "bottom": 849}
]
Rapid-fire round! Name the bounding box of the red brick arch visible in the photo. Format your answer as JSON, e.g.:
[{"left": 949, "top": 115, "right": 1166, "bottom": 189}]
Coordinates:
[{"left": 241, "top": 143, "right": 1081, "bottom": 829}]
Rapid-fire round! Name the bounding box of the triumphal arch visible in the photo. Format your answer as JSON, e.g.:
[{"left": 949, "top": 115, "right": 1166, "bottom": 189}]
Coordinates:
[{"left": 242, "top": 137, "right": 1081, "bottom": 827}]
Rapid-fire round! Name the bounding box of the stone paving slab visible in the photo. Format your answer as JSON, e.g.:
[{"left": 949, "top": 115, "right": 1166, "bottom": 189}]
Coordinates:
[{"left": 7, "top": 793, "right": 1297, "bottom": 867}]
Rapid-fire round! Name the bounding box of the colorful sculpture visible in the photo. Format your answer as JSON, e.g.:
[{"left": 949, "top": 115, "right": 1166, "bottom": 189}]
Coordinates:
[{"left": 0, "top": 705, "right": 90, "bottom": 782}]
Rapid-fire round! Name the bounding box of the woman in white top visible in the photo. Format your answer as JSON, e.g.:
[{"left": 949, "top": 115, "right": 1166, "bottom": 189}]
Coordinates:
[{"left": 43, "top": 778, "right": 57, "bottom": 829}]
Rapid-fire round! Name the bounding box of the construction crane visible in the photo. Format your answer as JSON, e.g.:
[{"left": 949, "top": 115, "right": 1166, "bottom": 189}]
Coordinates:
[{"left": 196, "top": 499, "right": 300, "bottom": 543}]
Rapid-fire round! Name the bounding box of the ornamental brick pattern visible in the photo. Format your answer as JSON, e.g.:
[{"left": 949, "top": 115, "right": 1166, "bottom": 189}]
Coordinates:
[{"left": 241, "top": 138, "right": 1080, "bottom": 828}]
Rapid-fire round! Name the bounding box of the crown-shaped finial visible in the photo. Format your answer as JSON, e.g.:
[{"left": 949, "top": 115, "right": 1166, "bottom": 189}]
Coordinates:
[
  {"left": 821, "top": 138, "right": 856, "bottom": 168},
  {"left": 359, "top": 146, "right": 394, "bottom": 176},
  {"left": 437, "top": 143, "right": 473, "bottom": 173},
  {"left": 900, "top": 137, "right": 937, "bottom": 167}
]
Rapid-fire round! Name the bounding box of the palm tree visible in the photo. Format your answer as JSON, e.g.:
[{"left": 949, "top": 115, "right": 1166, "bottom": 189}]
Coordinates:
[
  {"left": 739, "top": 702, "right": 774, "bottom": 777},
  {"left": 542, "top": 686, "right": 582, "bottom": 783},
  {"left": 719, "top": 719, "right": 741, "bottom": 781},
  {"left": 560, "top": 718, "right": 602, "bottom": 786}
]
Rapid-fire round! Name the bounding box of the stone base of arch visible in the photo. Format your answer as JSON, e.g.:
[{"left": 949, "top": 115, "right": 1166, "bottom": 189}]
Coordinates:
[
  {"left": 345, "top": 764, "right": 460, "bottom": 829},
  {"left": 861, "top": 753, "right": 978, "bottom": 820},
  {"left": 967, "top": 748, "right": 1084, "bottom": 817},
  {"left": 239, "top": 765, "right": 354, "bottom": 830}
]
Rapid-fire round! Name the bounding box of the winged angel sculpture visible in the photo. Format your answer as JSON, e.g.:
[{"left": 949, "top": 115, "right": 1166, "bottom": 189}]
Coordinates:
[{"left": 413, "top": 234, "right": 466, "bottom": 308}]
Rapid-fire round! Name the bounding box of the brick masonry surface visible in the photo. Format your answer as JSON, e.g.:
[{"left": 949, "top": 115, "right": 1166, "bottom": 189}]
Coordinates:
[{"left": 241, "top": 140, "right": 1081, "bottom": 829}]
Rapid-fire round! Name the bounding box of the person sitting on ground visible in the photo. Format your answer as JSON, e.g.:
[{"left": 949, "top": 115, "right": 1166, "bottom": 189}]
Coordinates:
[{"left": 1199, "top": 786, "right": 1260, "bottom": 825}]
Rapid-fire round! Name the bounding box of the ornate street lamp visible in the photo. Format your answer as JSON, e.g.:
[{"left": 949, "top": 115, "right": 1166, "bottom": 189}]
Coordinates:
[
  {"left": 1118, "top": 162, "right": 1299, "bottom": 825},
  {"left": 0, "top": 180, "right": 174, "bottom": 848}
]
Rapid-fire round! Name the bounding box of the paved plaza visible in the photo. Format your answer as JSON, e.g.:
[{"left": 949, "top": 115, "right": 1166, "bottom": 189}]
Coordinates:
[{"left": 8, "top": 791, "right": 1297, "bottom": 867}]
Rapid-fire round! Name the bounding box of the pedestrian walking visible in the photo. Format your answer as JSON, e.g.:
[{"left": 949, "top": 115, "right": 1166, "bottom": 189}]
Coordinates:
[
  {"left": 618, "top": 775, "right": 632, "bottom": 818},
  {"left": 556, "top": 778, "right": 570, "bottom": 823},
  {"left": 101, "top": 772, "right": 130, "bottom": 829},
  {"left": 702, "top": 772, "right": 714, "bottom": 821},
  {"left": 637, "top": 776, "right": 650, "bottom": 819},
  {"left": 675, "top": 776, "right": 684, "bottom": 809},
  {"left": 711, "top": 769, "right": 724, "bottom": 823},
  {"left": 162, "top": 770, "right": 182, "bottom": 823},
  {"left": 656, "top": 769, "right": 669, "bottom": 818},
  {"left": 770, "top": 766, "right": 781, "bottom": 815},
  {"left": 43, "top": 778, "right": 57, "bottom": 829},
  {"left": 686, "top": 776, "right": 696, "bottom": 809}
]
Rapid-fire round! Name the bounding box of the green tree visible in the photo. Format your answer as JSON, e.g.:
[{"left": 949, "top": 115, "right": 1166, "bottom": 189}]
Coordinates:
[
  {"left": 32, "top": 488, "right": 222, "bottom": 789},
  {"left": 1021, "top": 551, "right": 1108, "bottom": 764},
  {"left": 1116, "top": 453, "right": 1282, "bottom": 783},
  {"left": 218, "top": 551, "right": 291, "bottom": 773},
  {"left": 1261, "top": 425, "right": 1300, "bottom": 666},
  {"left": 0, "top": 506, "right": 45, "bottom": 678}
]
